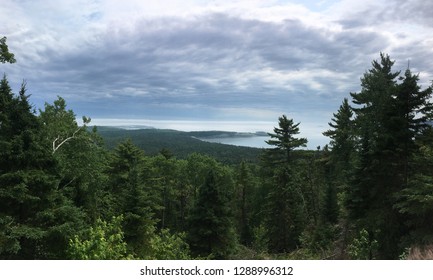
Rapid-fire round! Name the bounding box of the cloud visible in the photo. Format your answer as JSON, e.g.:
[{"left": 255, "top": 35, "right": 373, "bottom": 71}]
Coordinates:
[{"left": 1, "top": 0, "right": 432, "bottom": 143}]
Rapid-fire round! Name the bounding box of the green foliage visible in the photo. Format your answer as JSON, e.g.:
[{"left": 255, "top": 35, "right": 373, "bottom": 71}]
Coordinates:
[
  {"left": 251, "top": 224, "right": 268, "bottom": 254},
  {"left": 0, "top": 77, "right": 86, "bottom": 259},
  {"left": 0, "top": 37, "right": 16, "bottom": 64},
  {"left": 187, "top": 170, "right": 237, "bottom": 259},
  {"left": 299, "top": 223, "right": 337, "bottom": 259},
  {"left": 348, "top": 229, "right": 379, "bottom": 260},
  {"left": 261, "top": 116, "right": 310, "bottom": 254},
  {"left": 68, "top": 215, "right": 134, "bottom": 260},
  {"left": 3, "top": 53, "right": 433, "bottom": 260},
  {"left": 265, "top": 167, "right": 306, "bottom": 253},
  {"left": 107, "top": 140, "right": 157, "bottom": 257},
  {"left": 264, "top": 115, "right": 307, "bottom": 165},
  {"left": 149, "top": 229, "right": 191, "bottom": 260},
  {"left": 39, "top": 97, "right": 107, "bottom": 222},
  {"left": 234, "top": 161, "right": 256, "bottom": 245},
  {"left": 345, "top": 54, "right": 428, "bottom": 259},
  {"left": 98, "top": 127, "right": 262, "bottom": 164}
]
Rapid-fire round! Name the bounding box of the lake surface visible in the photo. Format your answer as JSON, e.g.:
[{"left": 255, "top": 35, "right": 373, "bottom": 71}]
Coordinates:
[{"left": 197, "top": 136, "right": 269, "bottom": 148}]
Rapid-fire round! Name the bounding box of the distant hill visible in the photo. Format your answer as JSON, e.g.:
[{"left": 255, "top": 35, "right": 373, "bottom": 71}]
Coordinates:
[
  {"left": 96, "top": 126, "right": 264, "bottom": 164},
  {"left": 186, "top": 130, "right": 267, "bottom": 138}
]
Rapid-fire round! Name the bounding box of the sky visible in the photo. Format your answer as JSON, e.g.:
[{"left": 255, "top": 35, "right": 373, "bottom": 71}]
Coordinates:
[{"left": 1, "top": 0, "right": 433, "bottom": 148}]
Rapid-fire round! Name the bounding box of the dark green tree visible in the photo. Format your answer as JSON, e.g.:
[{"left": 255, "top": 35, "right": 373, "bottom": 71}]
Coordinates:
[
  {"left": 0, "top": 37, "right": 16, "bottom": 64},
  {"left": 345, "top": 54, "right": 433, "bottom": 258},
  {"left": 39, "top": 97, "right": 107, "bottom": 222},
  {"left": 264, "top": 115, "right": 307, "bottom": 165},
  {"left": 393, "top": 71, "right": 433, "bottom": 247},
  {"left": 187, "top": 170, "right": 237, "bottom": 259},
  {"left": 265, "top": 167, "right": 306, "bottom": 253},
  {"left": 235, "top": 161, "right": 255, "bottom": 245},
  {"left": 322, "top": 98, "right": 355, "bottom": 246},
  {"left": 107, "top": 140, "right": 157, "bottom": 257},
  {"left": 262, "top": 115, "right": 308, "bottom": 253},
  {"left": 323, "top": 98, "right": 355, "bottom": 175},
  {"left": 0, "top": 77, "right": 84, "bottom": 259}
]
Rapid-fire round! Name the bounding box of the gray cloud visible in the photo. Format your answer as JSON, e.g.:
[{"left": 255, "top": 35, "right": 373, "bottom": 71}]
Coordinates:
[{"left": 1, "top": 1, "right": 432, "bottom": 141}]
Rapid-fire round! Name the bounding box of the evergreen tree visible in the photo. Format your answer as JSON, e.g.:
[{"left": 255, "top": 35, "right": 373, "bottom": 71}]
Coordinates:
[
  {"left": 107, "top": 140, "right": 157, "bottom": 257},
  {"left": 323, "top": 98, "right": 355, "bottom": 175},
  {"left": 0, "top": 77, "right": 83, "bottom": 259},
  {"left": 265, "top": 167, "right": 306, "bottom": 253},
  {"left": 0, "top": 37, "right": 16, "bottom": 64},
  {"left": 264, "top": 115, "right": 307, "bottom": 165},
  {"left": 393, "top": 72, "right": 433, "bottom": 247},
  {"left": 235, "top": 161, "right": 254, "bottom": 245},
  {"left": 347, "top": 54, "right": 402, "bottom": 259},
  {"left": 187, "top": 170, "right": 237, "bottom": 259},
  {"left": 262, "top": 115, "right": 308, "bottom": 253},
  {"left": 345, "top": 54, "right": 433, "bottom": 258},
  {"left": 392, "top": 69, "right": 433, "bottom": 186}
]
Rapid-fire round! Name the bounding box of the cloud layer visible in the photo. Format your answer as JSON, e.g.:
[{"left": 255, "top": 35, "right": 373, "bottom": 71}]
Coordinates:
[{"left": 1, "top": 0, "right": 432, "bottom": 147}]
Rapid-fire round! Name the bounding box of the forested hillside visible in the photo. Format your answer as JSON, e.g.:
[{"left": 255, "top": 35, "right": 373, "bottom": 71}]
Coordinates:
[
  {"left": 2, "top": 51, "right": 433, "bottom": 259},
  {"left": 97, "top": 127, "right": 263, "bottom": 164}
]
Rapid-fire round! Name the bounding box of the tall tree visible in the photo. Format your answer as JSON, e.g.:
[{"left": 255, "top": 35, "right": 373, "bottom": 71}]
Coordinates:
[
  {"left": 107, "top": 140, "right": 157, "bottom": 257},
  {"left": 392, "top": 69, "right": 433, "bottom": 186},
  {"left": 0, "top": 77, "right": 84, "bottom": 259},
  {"left": 323, "top": 98, "right": 355, "bottom": 174},
  {"left": 235, "top": 161, "right": 255, "bottom": 245},
  {"left": 187, "top": 170, "right": 237, "bottom": 259},
  {"left": 393, "top": 71, "right": 433, "bottom": 247},
  {"left": 265, "top": 166, "right": 306, "bottom": 253},
  {"left": 264, "top": 115, "right": 307, "bottom": 166},
  {"left": 39, "top": 97, "right": 106, "bottom": 222},
  {"left": 345, "top": 54, "right": 433, "bottom": 258},
  {"left": 262, "top": 115, "right": 308, "bottom": 253}
]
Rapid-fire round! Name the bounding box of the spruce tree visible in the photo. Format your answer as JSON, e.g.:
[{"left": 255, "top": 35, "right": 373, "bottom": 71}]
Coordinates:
[
  {"left": 345, "top": 54, "right": 433, "bottom": 258},
  {"left": 393, "top": 71, "right": 433, "bottom": 247},
  {"left": 187, "top": 170, "right": 237, "bottom": 259},
  {"left": 0, "top": 77, "right": 84, "bottom": 259},
  {"left": 323, "top": 98, "right": 355, "bottom": 172},
  {"left": 107, "top": 140, "right": 157, "bottom": 257}
]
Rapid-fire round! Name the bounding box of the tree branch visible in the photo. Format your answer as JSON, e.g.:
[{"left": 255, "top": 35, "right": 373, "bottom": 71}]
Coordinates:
[{"left": 52, "top": 126, "right": 82, "bottom": 154}]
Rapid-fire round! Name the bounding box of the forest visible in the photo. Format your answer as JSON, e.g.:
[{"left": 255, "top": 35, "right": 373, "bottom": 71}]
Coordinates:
[{"left": 2, "top": 38, "right": 433, "bottom": 260}]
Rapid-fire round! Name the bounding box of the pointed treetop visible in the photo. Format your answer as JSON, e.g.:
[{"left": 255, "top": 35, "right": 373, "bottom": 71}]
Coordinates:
[{"left": 0, "top": 37, "right": 16, "bottom": 64}]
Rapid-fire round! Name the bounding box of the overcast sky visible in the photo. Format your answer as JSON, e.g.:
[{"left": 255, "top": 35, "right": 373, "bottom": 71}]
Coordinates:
[{"left": 1, "top": 0, "right": 433, "bottom": 148}]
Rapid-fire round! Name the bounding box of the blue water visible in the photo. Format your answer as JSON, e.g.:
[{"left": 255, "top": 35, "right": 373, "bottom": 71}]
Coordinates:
[
  {"left": 198, "top": 135, "right": 327, "bottom": 150},
  {"left": 197, "top": 136, "right": 269, "bottom": 148}
]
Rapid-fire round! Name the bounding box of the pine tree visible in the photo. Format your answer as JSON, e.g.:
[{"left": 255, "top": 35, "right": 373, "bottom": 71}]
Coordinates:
[
  {"left": 393, "top": 71, "right": 433, "bottom": 247},
  {"left": 347, "top": 54, "right": 402, "bottom": 259},
  {"left": 345, "top": 54, "right": 433, "bottom": 258},
  {"left": 187, "top": 170, "right": 237, "bottom": 259},
  {"left": 264, "top": 115, "right": 307, "bottom": 165},
  {"left": 262, "top": 115, "right": 308, "bottom": 253}
]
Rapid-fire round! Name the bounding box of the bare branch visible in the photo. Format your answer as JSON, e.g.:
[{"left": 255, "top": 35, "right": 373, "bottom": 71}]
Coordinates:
[{"left": 52, "top": 126, "right": 82, "bottom": 154}]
